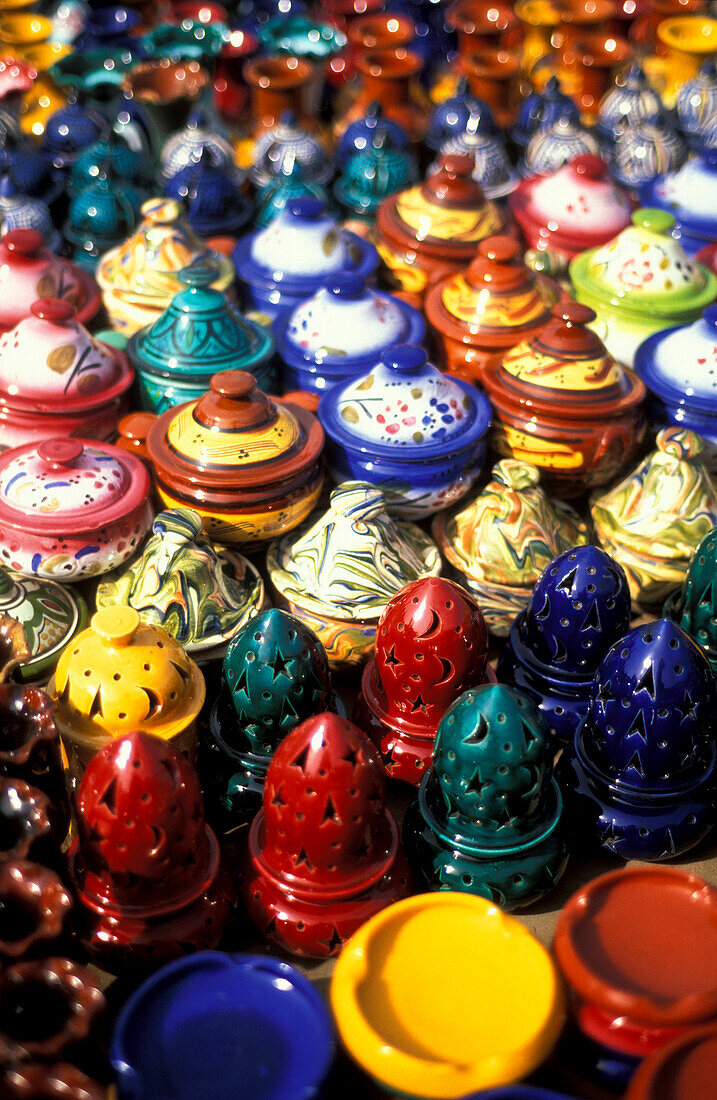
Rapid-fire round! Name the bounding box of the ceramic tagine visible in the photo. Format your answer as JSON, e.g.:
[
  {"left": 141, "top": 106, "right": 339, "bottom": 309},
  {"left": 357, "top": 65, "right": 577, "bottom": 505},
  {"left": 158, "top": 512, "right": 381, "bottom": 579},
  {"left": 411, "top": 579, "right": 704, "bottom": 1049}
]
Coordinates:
[
  {"left": 249, "top": 112, "right": 332, "bottom": 190},
  {"left": 255, "top": 167, "right": 331, "bottom": 229},
  {"left": 204, "top": 608, "right": 338, "bottom": 830},
  {"left": 334, "top": 133, "right": 418, "bottom": 223},
  {"left": 570, "top": 209, "right": 717, "bottom": 366},
  {"left": 233, "top": 196, "right": 378, "bottom": 319},
  {"left": 640, "top": 148, "right": 717, "bottom": 256},
  {"left": 609, "top": 115, "right": 688, "bottom": 194},
  {"left": 243, "top": 712, "right": 411, "bottom": 958},
  {"left": 0, "top": 227, "right": 100, "bottom": 331},
  {"left": 434, "top": 124, "right": 519, "bottom": 201},
  {"left": 424, "top": 82, "right": 495, "bottom": 153},
  {"left": 49, "top": 606, "right": 205, "bottom": 783},
  {"left": 512, "top": 76, "right": 580, "bottom": 153},
  {"left": 498, "top": 545, "right": 633, "bottom": 745},
  {"left": 274, "top": 273, "right": 425, "bottom": 395},
  {"left": 522, "top": 116, "right": 600, "bottom": 180},
  {"left": 510, "top": 155, "right": 634, "bottom": 275},
  {"left": 0, "top": 298, "right": 134, "bottom": 450},
  {"left": 0, "top": 437, "right": 153, "bottom": 583},
  {"left": 127, "top": 261, "right": 276, "bottom": 414},
  {"left": 96, "top": 198, "right": 235, "bottom": 336},
  {"left": 403, "top": 683, "right": 569, "bottom": 909},
  {"left": 676, "top": 59, "right": 717, "bottom": 148},
  {"left": 481, "top": 303, "right": 647, "bottom": 498},
  {"left": 595, "top": 63, "right": 665, "bottom": 148},
  {"left": 160, "top": 109, "right": 236, "bottom": 181},
  {"left": 65, "top": 175, "right": 139, "bottom": 271},
  {"left": 318, "top": 346, "right": 492, "bottom": 518},
  {"left": 354, "top": 576, "right": 494, "bottom": 785},
  {"left": 0, "top": 177, "right": 61, "bottom": 254},
  {"left": 0, "top": 564, "right": 87, "bottom": 684},
  {"left": 96, "top": 508, "right": 266, "bottom": 663},
  {"left": 433, "top": 460, "right": 589, "bottom": 637},
  {"left": 268, "top": 482, "right": 441, "bottom": 669},
  {"left": 69, "top": 730, "right": 235, "bottom": 970},
  {"left": 559, "top": 619, "right": 717, "bottom": 861},
  {"left": 375, "top": 153, "right": 505, "bottom": 304},
  {"left": 336, "top": 100, "right": 412, "bottom": 165},
  {"left": 164, "top": 151, "right": 253, "bottom": 242},
  {"left": 591, "top": 427, "right": 717, "bottom": 607},
  {"left": 425, "top": 235, "right": 562, "bottom": 383}
]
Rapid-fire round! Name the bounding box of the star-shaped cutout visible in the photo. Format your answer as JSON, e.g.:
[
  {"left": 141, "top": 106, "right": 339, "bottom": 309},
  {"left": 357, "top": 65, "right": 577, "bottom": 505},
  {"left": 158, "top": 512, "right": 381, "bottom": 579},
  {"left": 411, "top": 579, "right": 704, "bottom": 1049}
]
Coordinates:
[
  {"left": 319, "top": 926, "right": 343, "bottom": 955},
  {"left": 657, "top": 827, "right": 676, "bottom": 859},
  {"left": 384, "top": 645, "right": 400, "bottom": 667},
  {"left": 271, "top": 788, "right": 287, "bottom": 808},
  {"left": 599, "top": 820, "right": 626, "bottom": 853},
  {"left": 269, "top": 649, "right": 291, "bottom": 680},
  {"left": 342, "top": 745, "right": 360, "bottom": 768},
  {"left": 465, "top": 766, "right": 485, "bottom": 797},
  {"left": 410, "top": 693, "right": 428, "bottom": 714},
  {"left": 681, "top": 691, "right": 699, "bottom": 724},
  {"left": 596, "top": 678, "right": 615, "bottom": 707}
]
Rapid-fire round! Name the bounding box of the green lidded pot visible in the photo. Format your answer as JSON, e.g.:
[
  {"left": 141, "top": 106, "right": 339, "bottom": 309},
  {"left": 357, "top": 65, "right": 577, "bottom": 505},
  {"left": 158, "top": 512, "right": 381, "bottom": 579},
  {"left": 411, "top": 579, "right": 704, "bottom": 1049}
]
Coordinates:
[
  {"left": 665, "top": 524, "right": 717, "bottom": 674},
  {"left": 0, "top": 565, "right": 88, "bottom": 685},
  {"left": 127, "top": 259, "right": 276, "bottom": 413}
]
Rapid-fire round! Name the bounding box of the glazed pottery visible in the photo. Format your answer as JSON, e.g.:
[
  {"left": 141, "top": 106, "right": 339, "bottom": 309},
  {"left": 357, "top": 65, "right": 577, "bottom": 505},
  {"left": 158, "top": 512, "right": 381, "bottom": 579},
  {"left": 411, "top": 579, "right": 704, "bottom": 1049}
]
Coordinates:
[
  {"left": 635, "top": 305, "right": 717, "bottom": 469},
  {"left": 0, "top": 145, "right": 63, "bottom": 209},
  {"left": 669, "top": 525, "right": 717, "bottom": 673},
  {"left": 111, "top": 952, "right": 334, "bottom": 1100},
  {"left": 160, "top": 109, "right": 235, "bottom": 181},
  {"left": 96, "top": 508, "right": 265, "bottom": 658},
  {"left": 425, "top": 80, "right": 495, "bottom": 152},
  {"left": 65, "top": 176, "right": 139, "bottom": 269},
  {"left": 69, "top": 730, "right": 234, "bottom": 969},
  {"left": 244, "top": 55, "right": 315, "bottom": 136},
  {"left": 523, "top": 115, "right": 600, "bottom": 178},
  {"left": 403, "top": 683, "right": 569, "bottom": 908},
  {"left": 625, "top": 1023, "right": 717, "bottom": 1099},
  {"left": 0, "top": 298, "right": 134, "bottom": 450},
  {"left": 511, "top": 155, "right": 634, "bottom": 273},
  {"left": 0, "top": 777, "right": 63, "bottom": 867},
  {"left": 212, "top": 28, "right": 259, "bottom": 125},
  {"left": 596, "top": 61, "right": 664, "bottom": 146},
  {"left": 334, "top": 136, "right": 418, "bottom": 221},
  {"left": 558, "top": 32, "right": 632, "bottom": 118},
  {"left": 355, "top": 576, "right": 493, "bottom": 783},
  {"left": 0, "top": 957, "right": 105, "bottom": 1063},
  {"left": 127, "top": 261, "right": 276, "bottom": 413},
  {"left": 498, "top": 545, "right": 632, "bottom": 744},
  {"left": 460, "top": 49, "right": 521, "bottom": 129},
  {"left": 249, "top": 114, "right": 332, "bottom": 190},
  {"left": 244, "top": 712, "right": 411, "bottom": 958},
  {"left": 96, "top": 197, "right": 235, "bottom": 337},
  {"left": 0, "top": 437, "right": 152, "bottom": 582},
  {"left": 164, "top": 152, "right": 252, "bottom": 241},
  {"left": 651, "top": 16, "right": 717, "bottom": 108},
  {"left": 318, "top": 346, "right": 491, "bottom": 517},
  {"left": 275, "top": 273, "right": 425, "bottom": 395},
  {"left": 49, "top": 606, "right": 205, "bottom": 782},
  {"left": 0, "top": 685, "right": 68, "bottom": 822},
  {"left": 40, "top": 101, "right": 103, "bottom": 171},
  {"left": 433, "top": 124, "right": 518, "bottom": 200},
  {"left": 337, "top": 99, "right": 411, "bottom": 164},
  {"left": 122, "top": 60, "right": 209, "bottom": 158},
  {"left": 433, "top": 460, "right": 589, "bottom": 636},
  {"left": 610, "top": 116, "right": 688, "bottom": 192},
  {"left": 0, "top": 228, "right": 100, "bottom": 331},
  {"left": 256, "top": 169, "right": 331, "bottom": 228},
  {"left": 205, "top": 608, "right": 337, "bottom": 829},
  {"left": 591, "top": 427, "right": 717, "bottom": 605},
  {"left": 376, "top": 153, "right": 505, "bottom": 302},
  {"left": 0, "top": 179, "right": 60, "bottom": 253},
  {"left": 141, "top": 20, "right": 226, "bottom": 62},
  {"left": 560, "top": 618, "right": 716, "bottom": 860},
  {"left": 425, "top": 235, "right": 562, "bottom": 382},
  {"left": 0, "top": 1064, "right": 104, "bottom": 1100},
  {"left": 339, "top": 47, "right": 427, "bottom": 143},
  {"left": 69, "top": 137, "right": 146, "bottom": 206},
  {"left": 121, "top": 370, "right": 324, "bottom": 546},
  {"left": 482, "top": 302, "right": 646, "bottom": 497},
  {"left": 0, "top": 566, "right": 87, "bottom": 684},
  {"left": 512, "top": 75, "right": 580, "bottom": 152},
  {"left": 640, "top": 149, "right": 717, "bottom": 254},
  {"left": 233, "top": 196, "right": 379, "bottom": 318},
  {"left": 676, "top": 59, "right": 717, "bottom": 147},
  {"left": 267, "top": 482, "right": 441, "bottom": 669},
  {"left": 331, "top": 893, "right": 565, "bottom": 1099},
  {"left": 0, "top": 859, "right": 72, "bottom": 959},
  {"left": 571, "top": 209, "right": 717, "bottom": 367}
]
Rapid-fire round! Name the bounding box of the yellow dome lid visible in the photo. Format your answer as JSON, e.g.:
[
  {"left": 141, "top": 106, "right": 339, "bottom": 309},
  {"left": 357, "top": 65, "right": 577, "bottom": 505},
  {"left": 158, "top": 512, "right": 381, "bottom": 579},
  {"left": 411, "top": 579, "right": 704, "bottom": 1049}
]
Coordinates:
[{"left": 51, "top": 606, "right": 205, "bottom": 744}]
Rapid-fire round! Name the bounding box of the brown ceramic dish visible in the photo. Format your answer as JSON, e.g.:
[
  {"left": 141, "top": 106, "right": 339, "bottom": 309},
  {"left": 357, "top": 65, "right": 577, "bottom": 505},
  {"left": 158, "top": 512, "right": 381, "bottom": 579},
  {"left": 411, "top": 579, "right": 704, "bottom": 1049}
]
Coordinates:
[
  {"left": 0, "top": 860, "right": 72, "bottom": 959},
  {"left": 0, "top": 957, "right": 105, "bottom": 1063}
]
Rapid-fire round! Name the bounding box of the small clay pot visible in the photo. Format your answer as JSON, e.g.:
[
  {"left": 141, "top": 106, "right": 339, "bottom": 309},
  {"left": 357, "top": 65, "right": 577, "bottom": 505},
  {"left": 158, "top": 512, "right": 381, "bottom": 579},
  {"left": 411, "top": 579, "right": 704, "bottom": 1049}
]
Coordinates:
[
  {"left": 0, "top": 958, "right": 105, "bottom": 1064},
  {"left": 341, "top": 48, "right": 426, "bottom": 142},
  {"left": 461, "top": 48, "right": 521, "bottom": 128},
  {"left": 0, "top": 860, "right": 72, "bottom": 960},
  {"left": 448, "top": 0, "right": 522, "bottom": 53},
  {"left": 244, "top": 55, "right": 315, "bottom": 135},
  {"left": 559, "top": 32, "right": 632, "bottom": 117}
]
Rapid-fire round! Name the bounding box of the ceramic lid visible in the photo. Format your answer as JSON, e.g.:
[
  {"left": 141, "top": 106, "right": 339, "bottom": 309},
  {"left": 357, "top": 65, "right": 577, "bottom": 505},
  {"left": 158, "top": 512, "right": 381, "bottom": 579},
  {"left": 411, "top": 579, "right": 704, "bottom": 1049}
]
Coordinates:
[
  {"left": 250, "top": 114, "right": 332, "bottom": 189},
  {"left": 625, "top": 1023, "right": 717, "bottom": 1100},
  {"left": 425, "top": 235, "right": 560, "bottom": 349},
  {"left": 337, "top": 101, "right": 411, "bottom": 166},
  {"left": 610, "top": 119, "right": 688, "bottom": 191},
  {"left": 592, "top": 427, "right": 717, "bottom": 559},
  {"left": 676, "top": 59, "right": 717, "bottom": 138},
  {"left": 641, "top": 150, "right": 717, "bottom": 241},
  {"left": 597, "top": 62, "right": 664, "bottom": 140},
  {"left": 268, "top": 481, "right": 441, "bottom": 621},
  {"left": 71, "top": 137, "right": 146, "bottom": 195},
  {"left": 0, "top": 182, "right": 61, "bottom": 255},
  {"left": 160, "top": 110, "right": 235, "bottom": 180},
  {"left": 570, "top": 209, "right": 717, "bottom": 319},
  {"left": 635, "top": 305, "right": 717, "bottom": 413},
  {"left": 129, "top": 261, "right": 274, "bottom": 382},
  {"left": 0, "top": 565, "right": 88, "bottom": 683},
  {"left": 513, "top": 75, "right": 580, "bottom": 150},
  {"left": 523, "top": 117, "right": 600, "bottom": 178},
  {"left": 260, "top": 14, "right": 346, "bottom": 59},
  {"left": 0, "top": 228, "right": 100, "bottom": 331},
  {"left": 66, "top": 177, "right": 139, "bottom": 254},
  {"left": 335, "top": 140, "right": 418, "bottom": 216},
  {"left": 96, "top": 198, "right": 235, "bottom": 309},
  {"left": 145, "top": 370, "right": 324, "bottom": 494},
  {"left": 165, "top": 152, "right": 252, "bottom": 238},
  {"left": 376, "top": 153, "right": 504, "bottom": 263},
  {"left": 0, "top": 298, "right": 133, "bottom": 412},
  {"left": 437, "top": 459, "right": 589, "bottom": 586},
  {"left": 0, "top": 438, "right": 150, "bottom": 536},
  {"left": 319, "top": 345, "right": 491, "bottom": 459},
  {"left": 511, "top": 155, "right": 634, "bottom": 251},
  {"left": 436, "top": 129, "right": 519, "bottom": 201},
  {"left": 248, "top": 197, "right": 353, "bottom": 279}
]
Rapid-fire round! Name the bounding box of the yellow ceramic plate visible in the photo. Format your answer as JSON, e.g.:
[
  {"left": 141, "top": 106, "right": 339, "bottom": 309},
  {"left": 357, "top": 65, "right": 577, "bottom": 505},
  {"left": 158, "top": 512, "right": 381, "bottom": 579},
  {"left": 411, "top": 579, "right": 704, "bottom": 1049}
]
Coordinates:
[{"left": 331, "top": 892, "right": 565, "bottom": 1099}]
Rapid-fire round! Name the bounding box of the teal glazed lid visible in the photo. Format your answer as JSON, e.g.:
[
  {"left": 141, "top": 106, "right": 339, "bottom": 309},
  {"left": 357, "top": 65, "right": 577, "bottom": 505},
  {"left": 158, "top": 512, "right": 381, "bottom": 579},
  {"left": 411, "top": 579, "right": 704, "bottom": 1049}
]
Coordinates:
[
  {"left": 259, "top": 15, "right": 347, "bottom": 61},
  {"left": 128, "top": 260, "right": 275, "bottom": 408}
]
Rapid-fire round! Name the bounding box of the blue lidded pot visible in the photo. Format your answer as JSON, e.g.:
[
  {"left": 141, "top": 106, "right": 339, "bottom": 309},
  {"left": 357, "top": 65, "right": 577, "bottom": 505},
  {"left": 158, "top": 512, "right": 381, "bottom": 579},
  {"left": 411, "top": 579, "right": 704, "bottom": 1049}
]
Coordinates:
[
  {"left": 513, "top": 76, "right": 580, "bottom": 152},
  {"left": 274, "top": 272, "right": 425, "bottom": 394},
  {"left": 111, "top": 951, "right": 335, "bottom": 1100},
  {"left": 640, "top": 148, "right": 717, "bottom": 255},
  {"left": 318, "top": 344, "right": 491, "bottom": 518}
]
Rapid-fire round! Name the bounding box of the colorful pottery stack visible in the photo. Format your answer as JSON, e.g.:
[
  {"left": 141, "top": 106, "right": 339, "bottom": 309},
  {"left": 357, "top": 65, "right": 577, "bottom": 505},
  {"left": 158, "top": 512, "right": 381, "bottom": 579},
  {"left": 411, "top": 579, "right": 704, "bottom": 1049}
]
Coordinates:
[
  {"left": 482, "top": 302, "right": 647, "bottom": 498},
  {"left": 69, "top": 730, "right": 234, "bottom": 969},
  {"left": 433, "top": 460, "right": 589, "bottom": 636},
  {"left": 49, "top": 605, "right": 205, "bottom": 783},
  {"left": 591, "top": 427, "right": 717, "bottom": 606},
  {"left": 560, "top": 618, "right": 716, "bottom": 861},
  {"left": 570, "top": 208, "right": 717, "bottom": 367},
  {"left": 499, "top": 545, "right": 633, "bottom": 744},
  {"left": 267, "top": 482, "right": 441, "bottom": 669},
  {"left": 119, "top": 370, "right": 324, "bottom": 546},
  {"left": 0, "top": 565, "right": 87, "bottom": 684},
  {"left": 668, "top": 525, "right": 717, "bottom": 673},
  {"left": 205, "top": 608, "right": 338, "bottom": 830},
  {"left": 127, "top": 261, "right": 276, "bottom": 413},
  {"left": 425, "top": 235, "right": 562, "bottom": 382},
  {"left": 243, "top": 712, "right": 411, "bottom": 957},
  {"left": 0, "top": 227, "right": 100, "bottom": 331},
  {"left": 318, "top": 345, "right": 491, "bottom": 517},
  {"left": 640, "top": 148, "right": 717, "bottom": 256},
  {"left": 355, "top": 576, "right": 493, "bottom": 783}
]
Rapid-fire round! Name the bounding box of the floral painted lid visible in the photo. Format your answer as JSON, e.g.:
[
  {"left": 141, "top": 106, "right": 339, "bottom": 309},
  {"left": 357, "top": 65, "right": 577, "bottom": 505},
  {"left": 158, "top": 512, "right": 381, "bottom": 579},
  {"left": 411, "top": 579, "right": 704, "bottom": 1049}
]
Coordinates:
[
  {"left": 267, "top": 481, "right": 441, "bottom": 621},
  {"left": 511, "top": 155, "right": 634, "bottom": 253},
  {"left": 0, "top": 437, "right": 150, "bottom": 536},
  {"left": 0, "top": 565, "right": 88, "bottom": 684},
  {"left": 0, "top": 298, "right": 132, "bottom": 412},
  {"left": 319, "top": 345, "right": 491, "bottom": 458},
  {"left": 635, "top": 304, "right": 717, "bottom": 414},
  {"left": 641, "top": 150, "right": 717, "bottom": 243},
  {"left": 248, "top": 197, "right": 354, "bottom": 279},
  {"left": 436, "top": 459, "right": 589, "bottom": 587},
  {"left": 570, "top": 209, "right": 717, "bottom": 319},
  {"left": 0, "top": 228, "right": 100, "bottom": 331}
]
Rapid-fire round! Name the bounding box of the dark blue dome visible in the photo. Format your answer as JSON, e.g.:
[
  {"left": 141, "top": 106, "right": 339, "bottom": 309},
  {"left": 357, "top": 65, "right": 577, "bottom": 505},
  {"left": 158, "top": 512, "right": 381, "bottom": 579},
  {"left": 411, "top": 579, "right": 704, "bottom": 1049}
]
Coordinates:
[
  {"left": 513, "top": 76, "right": 580, "bottom": 150},
  {"left": 425, "top": 84, "right": 496, "bottom": 152}
]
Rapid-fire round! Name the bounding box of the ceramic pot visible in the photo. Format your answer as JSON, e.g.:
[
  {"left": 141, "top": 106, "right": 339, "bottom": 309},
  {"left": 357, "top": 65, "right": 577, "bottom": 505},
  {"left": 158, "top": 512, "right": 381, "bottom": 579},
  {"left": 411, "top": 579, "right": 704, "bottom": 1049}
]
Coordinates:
[
  {"left": 512, "top": 73, "right": 580, "bottom": 149},
  {"left": 334, "top": 139, "right": 418, "bottom": 221},
  {"left": 640, "top": 148, "right": 717, "bottom": 255},
  {"left": 65, "top": 178, "right": 140, "bottom": 270},
  {"left": 424, "top": 81, "right": 496, "bottom": 154},
  {"left": 624, "top": 1024, "right": 717, "bottom": 1100},
  {"left": 596, "top": 61, "right": 664, "bottom": 146},
  {"left": 0, "top": 183, "right": 61, "bottom": 255},
  {"left": 460, "top": 48, "right": 521, "bottom": 128},
  {"left": 249, "top": 115, "right": 332, "bottom": 190},
  {"left": 676, "top": 58, "right": 717, "bottom": 148},
  {"left": 447, "top": 0, "right": 521, "bottom": 55},
  {"left": 514, "top": 0, "right": 562, "bottom": 82},
  {"left": 0, "top": 228, "right": 100, "bottom": 332},
  {"left": 339, "top": 47, "right": 427, "bottom": 143},
  {"left": 667, "top": 525, "right": 717, "bottom": 673},
  {"left": 0, "top": 567, "right": 88, "bottom": 685},
  {"left": 0, "top": 777, "right": 64, "bottom": 867},
  {"left": 121, "top": 60, "right": 209, "bottom": 159},
  {"left": 0, "top": 1062, "right": 105, "bottom": 1099},
  {"left": 522, "top": 115, "right": 600, "bottom": 179},
  {"left": 629, "top": 0, "right": 705, "bottom": 50},
  {"left": 244, "top": 55, "right": 314, "bottom": 136},
  {"left": 212, "top": 29, "right": 259, "bottom": 123},
  {"left": 609, "top": 116, "right": 688, "bottom": 193},
  {"left": 0, "top": 686, "right": 68, "bottom": 830},
  {"left": 559, "top": 32, "right": 632, "bottom": 118},
  {"left": 653, "top": 16, "right": 717, "bottom": 108}
]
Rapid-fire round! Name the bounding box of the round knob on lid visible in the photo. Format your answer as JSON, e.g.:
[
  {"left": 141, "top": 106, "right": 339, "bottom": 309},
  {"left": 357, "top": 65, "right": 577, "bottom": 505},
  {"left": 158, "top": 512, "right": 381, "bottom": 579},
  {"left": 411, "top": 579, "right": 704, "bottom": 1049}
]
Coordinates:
[
  {"left": 573, "top": 154, "right": 607, "bottom": 180},
  {"left": 141, "top": 198, "right": 182, "bottom": 224},
  {"left": 92, "top": 606, "right": 140, "bottom": 648},
  {"left": 439, "top": 153, "right": 473, "bottom": 177},
  {"left": 287, "top": 196, "right": 325, "bottom": 221},
  {"left": 210, "top": 371, "right": 256, "bottom": 400},
  {"left": 656, "top": 426, "right": 703, "bottom": 460},
  {"left": 493, "top": 459, "right": 541, "bottom": 491},
  {"left": 194, "top": 370, "right": 275, "bottom": 430},
  {"left": 180, "top": 259, "right": 218, "bottom": 288},
  {"left": 632, "top": 208, "right": 676, "bottom": 234},
  {"left": 425, "top": 153, "right": 485, "bottom": 205},
  {"left": 551, "top": 302, "right": 596, "bottom": 326},
  {"left": 37, "top": 438, "right": 83, "bottom": 469},
  {"left": 325, "top": 272, "right": 365, "bottom": 299},
  {"left": 31, "top": 298, "right": 76, "bottom": 323},
  {"left": 3, "top": 228, "right": 43, "bottom": 256},
  {"left": 477, "top": 235, "right": 520, "bottom": 264},
  {"left": 381, "top": 344, "right": 427, "bottom": 374}
]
